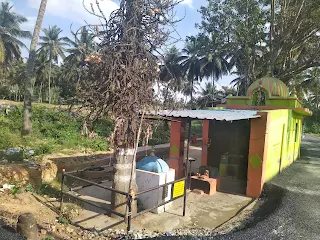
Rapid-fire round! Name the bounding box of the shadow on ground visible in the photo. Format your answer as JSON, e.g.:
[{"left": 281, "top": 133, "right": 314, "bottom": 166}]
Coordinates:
[{"left": 144, "top": 184, "right": 286, "bottom": 240}]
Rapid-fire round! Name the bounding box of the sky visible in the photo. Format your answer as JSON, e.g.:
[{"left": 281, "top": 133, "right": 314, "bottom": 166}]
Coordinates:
[{"left": 5, "top": 0, "right": 234, "bottom": 87}]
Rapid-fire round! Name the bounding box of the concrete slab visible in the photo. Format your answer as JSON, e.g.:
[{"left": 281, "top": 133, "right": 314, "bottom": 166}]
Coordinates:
[{"left": 72, "top": 190, "right": 251, "bottom": 233}]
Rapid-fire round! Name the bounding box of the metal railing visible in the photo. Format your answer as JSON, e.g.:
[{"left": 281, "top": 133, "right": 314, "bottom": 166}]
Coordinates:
[{"left": 60, "top": 169, "right": 187, "bottom": 232}]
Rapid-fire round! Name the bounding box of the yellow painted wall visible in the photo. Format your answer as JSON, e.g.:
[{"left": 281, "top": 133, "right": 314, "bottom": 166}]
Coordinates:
[{"left": 264, "top": 109, "right": 303, "bottom": 182}]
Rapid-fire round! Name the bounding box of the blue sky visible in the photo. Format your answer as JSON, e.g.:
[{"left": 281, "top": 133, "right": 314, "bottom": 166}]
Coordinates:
[{"left": 6, "top": 0, "right": 234, "bottom": 86}]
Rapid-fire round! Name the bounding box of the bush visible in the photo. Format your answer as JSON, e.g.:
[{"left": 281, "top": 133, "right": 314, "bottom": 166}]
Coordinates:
[
  {"left": 146, "top": 120, "right": 203, "bottom": 146},
  {"left": 305, "top": 120, "right": 320, "bottom": 135},
  {"left": 0, "top": 105, "right": 112, "bottom": 154},
  {"left": 36, "top": 183, "right": 61, "bottom": 198},
  {"left": 93, "top": 117, "right": 114, "bottom": 138},
  {"left": 0, "top": 128, "right": 22, "bottom": 150},
  {"left": 148, "top": 122, "right": 171, "bottom": 146},
  {"left": 311, "top": 122, "right": 320, "bottom": 134},
  {"left": 34, "top": 143, "right": 54, "bottom": 155}
]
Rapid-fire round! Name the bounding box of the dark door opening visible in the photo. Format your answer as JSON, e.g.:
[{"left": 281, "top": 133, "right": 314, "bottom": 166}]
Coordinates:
[{"left": 207, "top": 119, "right": 251, "bottom": 195}]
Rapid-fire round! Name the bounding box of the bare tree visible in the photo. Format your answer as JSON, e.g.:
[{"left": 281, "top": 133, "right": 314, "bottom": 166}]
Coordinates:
[
  {"left": 77, "top": 0, "right": 181, "bottom": 216},
  {"left": 22, "top": 0, "right": 48, "bottom": 135}
]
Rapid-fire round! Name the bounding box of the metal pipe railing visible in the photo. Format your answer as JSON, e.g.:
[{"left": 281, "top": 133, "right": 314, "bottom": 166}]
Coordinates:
[
  {"left": 69, "top": 179, "right": 111, "bottom": 191},
  {"left": 64, "top": 173, "right": 128, "bottom": 196},
  {"left": 135, "top": 177, "right": 187, "bottom": 197},
  {"left": 62, "top": 191, "right": 125, "bottom": 218},
  {"left": 60, "top": 168, "right": 188, "bottom": 233}
]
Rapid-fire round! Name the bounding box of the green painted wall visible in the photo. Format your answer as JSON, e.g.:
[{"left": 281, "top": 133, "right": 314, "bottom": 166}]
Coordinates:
[
  {"left": 225, "top": 98, "right": 250, "bottom": 105},
  {"left": 227, "top": 96, "right": 300, "bottom": 108},
  {"left": 264, "top": 109, "right": 303, "bottom": 182}
]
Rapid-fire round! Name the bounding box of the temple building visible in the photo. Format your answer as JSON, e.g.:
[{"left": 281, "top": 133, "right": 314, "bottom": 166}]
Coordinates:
[{"left": 148, "top": 77, "right": 312, "bottom": 198}]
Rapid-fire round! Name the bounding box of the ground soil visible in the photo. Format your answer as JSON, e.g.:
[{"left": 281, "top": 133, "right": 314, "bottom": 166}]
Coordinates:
[
  {"left": 0, "top": 191, "right": 110, "bottom": 240},
  {"left": 0, "top": 140, "right": 252, "bottom": 239}
]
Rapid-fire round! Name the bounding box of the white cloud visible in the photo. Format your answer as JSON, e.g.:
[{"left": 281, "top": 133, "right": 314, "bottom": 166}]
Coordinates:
[
  {"left": 180, "top": 0, "right": 193, "bottom": 8},
  {"left": 21, "top": 16, "right": 37, "bottom": 32},
  {"left": 28, "top": 0, "right": 119, "bottom": 24}
]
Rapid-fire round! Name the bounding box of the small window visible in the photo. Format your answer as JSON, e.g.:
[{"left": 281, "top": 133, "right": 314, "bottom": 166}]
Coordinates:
[{"left": 295, "top": 123, "right": 299, "bottom": 142}]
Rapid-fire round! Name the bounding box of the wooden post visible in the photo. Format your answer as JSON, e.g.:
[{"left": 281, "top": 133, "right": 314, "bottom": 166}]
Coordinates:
[{"left": 60, "top": 169, "right": 65, "bottom": 214}]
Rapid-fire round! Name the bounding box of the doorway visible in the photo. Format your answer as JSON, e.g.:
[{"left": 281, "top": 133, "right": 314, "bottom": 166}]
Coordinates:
[{"left": 207, "top": 120, "right": 251, "bottom": 195}]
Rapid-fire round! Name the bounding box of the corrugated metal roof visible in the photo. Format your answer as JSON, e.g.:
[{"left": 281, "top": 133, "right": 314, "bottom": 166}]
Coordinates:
[{"left": 146, "top": 109, "right": 260, "bottom": 121}]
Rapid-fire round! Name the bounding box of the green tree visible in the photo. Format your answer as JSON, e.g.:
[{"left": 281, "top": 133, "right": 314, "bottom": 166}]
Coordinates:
[
  {"left": 199, "top": 34, "right": 229, "bottom": 103},
  {"left": 61, "top": 27, "right": 95, "bottom": 101},
  {"left": 64, "top": 27, "right": 95, "bottom": 66},
  {"left": 34, "top": 52, "right": 50, "bottom": 102},
  {"left": 39, "top": 25, "right": 69, "bottom": 104},
  {"left": 302, "top": 68, "right": 320, "bottom": 121},
  {"left": 22, "top": 0, "right": 48, "bottom": 135},
  {"left": 0, "top": 2, "right": 31, "bottom": 65},
  {"left": 269, "top": 0, "right": 320, "bottom": 82},
  {"left": 198, "top": 0, "right": 268, "bottom": 94},
  {"left": 198, "top": 0, "right": 320, "bottom": 92},
  {"left": 180, "top": 36, "right": 203, "bottom": 108},
  {"left": 159, "top": 46, "right": 185, "bottom": 107},
  {"left": 197, "top": 81, "right": 218, "bottom": 108},
  {"left": 8, "top": 61, "right": 26, "bottom": 101},
  {"left": 181, "top": 79, "right": 199, "bottom": 107}
]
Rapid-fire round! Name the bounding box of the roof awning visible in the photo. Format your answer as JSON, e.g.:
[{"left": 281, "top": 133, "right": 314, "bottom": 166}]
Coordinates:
[{"left": 145, "top": 110, "right": 261, "bottom": 121}]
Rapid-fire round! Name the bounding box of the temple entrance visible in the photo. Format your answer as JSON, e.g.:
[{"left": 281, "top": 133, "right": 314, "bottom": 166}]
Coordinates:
[{"left": 207, "top": 119, "right": 251, "bottom": 195}]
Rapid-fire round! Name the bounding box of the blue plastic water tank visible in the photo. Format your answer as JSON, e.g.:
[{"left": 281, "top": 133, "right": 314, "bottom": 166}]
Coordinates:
[{"left": 136, "top": 155, "right": 169, "bottom": 173}]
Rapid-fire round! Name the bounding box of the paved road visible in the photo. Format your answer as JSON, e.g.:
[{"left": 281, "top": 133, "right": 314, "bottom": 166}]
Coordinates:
[
  {"left": 156, "top": 135, "right": 320, "bottom": 240},
  {"left": 0, "top": 220, "right": 25, "bottom": 240},
  {"left": 213, "top": 134, "right": 320, "bottom": 240}
]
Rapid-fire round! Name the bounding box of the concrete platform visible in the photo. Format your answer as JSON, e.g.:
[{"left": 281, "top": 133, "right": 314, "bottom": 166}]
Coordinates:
[
  {"left": 69, "top": 143, "right": 251, "bottom": 233},
  {"left": 72, "top": 188, "right": 251, "bottom": 232}
]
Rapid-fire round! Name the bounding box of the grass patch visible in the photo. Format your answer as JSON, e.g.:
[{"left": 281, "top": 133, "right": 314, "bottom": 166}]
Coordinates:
[
  {"left": 0, "top": 105, "right": 112, "bottom": 157},
  {"left": 36, "top": 183, "right": 61, "bottom": 198}
]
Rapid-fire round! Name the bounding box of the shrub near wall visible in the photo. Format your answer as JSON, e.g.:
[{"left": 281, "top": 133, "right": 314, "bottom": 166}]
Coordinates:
[{"left": 0, "top": 105, "right": 112, "bottom": 157}]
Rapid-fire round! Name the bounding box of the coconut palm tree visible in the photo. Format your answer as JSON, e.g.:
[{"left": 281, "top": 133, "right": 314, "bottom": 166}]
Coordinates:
[
  {"left": 22, "top": 0, "right": 48, "bottom": 135},
  {"left": 219, "top": 86, "right": 236, "bottom": 97},
  {"left": 200, "top": 51, "right": 229, "bottom": 104},
  {"left": 159, "top": 46, "right": 185, "bottom": 107},
  {"left": 182, "top": 79, "right": 199, "bottom": 107},
  {"left": 34, "top": 52, "right": 50, "bottom": 102},
  {"left": 230, "top": 71, "right": 246, "bottom": 96},
  {"left": 61, "top": 27, "right": 95, "bottom": 92},
  {"left": 7, "top": 61, "right": 26, "bottom": 101},
  {"left": 180, "top": 36, "right": 202, "bottom": 108},
  {"left": 39, "top": 25, "right": 69, "bottom": 103},
  {"left": 64, "top": 27, "right": 95, "bottom": 66},
  {"left": 197, "top": 81, "right": 218, "bottom": 108},
  {"left": 0, "top": 2, "right": 31, "bottom": 65}
]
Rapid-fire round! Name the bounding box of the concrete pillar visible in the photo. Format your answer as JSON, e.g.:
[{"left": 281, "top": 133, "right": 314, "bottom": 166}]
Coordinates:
[
  {"left": 201, "top": 120, "right": 209, "bottom": 166},
  {"left": 169, "top": 118, "right": 186, "bottom": 179},
  {"left": 246, "top": 112, "right": 269, "bottom": 198}
]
